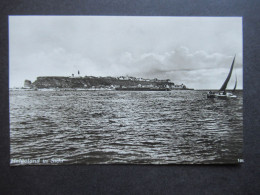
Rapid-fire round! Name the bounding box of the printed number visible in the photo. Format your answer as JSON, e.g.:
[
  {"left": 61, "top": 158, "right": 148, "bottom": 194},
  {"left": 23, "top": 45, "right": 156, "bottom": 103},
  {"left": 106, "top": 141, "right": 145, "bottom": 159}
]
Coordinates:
[{"left": 238, "top": 159, "right": 244, "bottom": 163}]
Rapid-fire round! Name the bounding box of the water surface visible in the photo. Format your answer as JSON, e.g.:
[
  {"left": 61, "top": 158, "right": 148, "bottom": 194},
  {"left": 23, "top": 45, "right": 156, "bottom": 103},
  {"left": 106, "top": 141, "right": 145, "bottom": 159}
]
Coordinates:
[{"left": 10, "top": 90, "right": 243, "bottom": 165}]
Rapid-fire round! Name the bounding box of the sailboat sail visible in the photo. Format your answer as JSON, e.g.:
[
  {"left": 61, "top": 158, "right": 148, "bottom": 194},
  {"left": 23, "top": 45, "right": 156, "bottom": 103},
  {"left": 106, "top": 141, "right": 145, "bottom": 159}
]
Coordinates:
[
  {"left": 219, "top": 55, "right": 236, "bottom": 91},
  {"left": 232, "top": 76, "right": 237, "bottom": 93}
]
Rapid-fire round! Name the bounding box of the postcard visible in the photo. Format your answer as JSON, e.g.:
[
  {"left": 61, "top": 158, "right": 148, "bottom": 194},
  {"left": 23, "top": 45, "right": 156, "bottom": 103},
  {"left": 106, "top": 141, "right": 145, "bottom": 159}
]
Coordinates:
[{"left": 9, "top": 16, "right": 243, "bottom": 165}]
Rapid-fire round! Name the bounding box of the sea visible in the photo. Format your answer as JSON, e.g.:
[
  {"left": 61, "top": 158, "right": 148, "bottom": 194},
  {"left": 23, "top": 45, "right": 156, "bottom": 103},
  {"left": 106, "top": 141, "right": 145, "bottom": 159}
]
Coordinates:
[{"left": 9, "top": 90, "right": 243, "bottom": 165}]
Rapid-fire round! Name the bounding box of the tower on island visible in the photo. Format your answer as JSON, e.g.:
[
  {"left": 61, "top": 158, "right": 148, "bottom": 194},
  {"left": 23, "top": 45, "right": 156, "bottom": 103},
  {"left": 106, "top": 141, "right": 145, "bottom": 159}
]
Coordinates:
[{"left": 71, "top": 70, "right": 80, "bottom": 78}]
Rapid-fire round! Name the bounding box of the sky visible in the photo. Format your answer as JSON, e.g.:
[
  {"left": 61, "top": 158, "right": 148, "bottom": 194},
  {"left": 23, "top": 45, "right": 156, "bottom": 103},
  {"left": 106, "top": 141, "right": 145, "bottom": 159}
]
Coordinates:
[{"left": 9, "top": 16, "right": 243, "bottom": 89}]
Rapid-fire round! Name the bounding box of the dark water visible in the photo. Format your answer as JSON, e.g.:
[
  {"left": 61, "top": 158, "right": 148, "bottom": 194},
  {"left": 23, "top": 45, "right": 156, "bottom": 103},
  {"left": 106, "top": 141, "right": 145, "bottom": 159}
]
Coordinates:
[{"left": 10, "top": 90, "right": 243, "bottom": 165}]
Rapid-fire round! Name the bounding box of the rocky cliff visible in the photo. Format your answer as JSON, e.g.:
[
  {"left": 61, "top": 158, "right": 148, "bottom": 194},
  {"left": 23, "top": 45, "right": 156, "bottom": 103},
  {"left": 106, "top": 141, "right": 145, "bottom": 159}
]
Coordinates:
[{"left": 32, "top": 76, "right": 175, "bottom": 89}]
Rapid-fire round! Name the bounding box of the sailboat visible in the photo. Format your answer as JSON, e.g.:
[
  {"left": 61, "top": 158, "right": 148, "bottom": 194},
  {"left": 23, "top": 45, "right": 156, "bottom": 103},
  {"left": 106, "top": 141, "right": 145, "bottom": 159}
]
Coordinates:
[
  {"left": 227, "top": 76, "right": 237, "bottom": 98},
  {"left": 233, "top": 76, "right": 237, "bottom": 93},
  {"left": 207, "top": 55, "right": 237, "bottom": 99}
]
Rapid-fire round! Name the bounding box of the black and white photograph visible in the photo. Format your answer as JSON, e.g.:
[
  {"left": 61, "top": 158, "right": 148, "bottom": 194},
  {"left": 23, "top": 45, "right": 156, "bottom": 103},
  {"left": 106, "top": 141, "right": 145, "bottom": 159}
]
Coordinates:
[{"left": 9, "top": 16, "right": 243, "bottom": 165}]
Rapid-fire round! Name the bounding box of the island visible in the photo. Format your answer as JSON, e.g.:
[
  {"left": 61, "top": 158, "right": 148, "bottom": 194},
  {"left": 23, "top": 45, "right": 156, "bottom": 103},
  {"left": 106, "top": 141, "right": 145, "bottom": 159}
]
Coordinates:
[{"left": 21, "top": 75, "right": 193, "bottom": 91}]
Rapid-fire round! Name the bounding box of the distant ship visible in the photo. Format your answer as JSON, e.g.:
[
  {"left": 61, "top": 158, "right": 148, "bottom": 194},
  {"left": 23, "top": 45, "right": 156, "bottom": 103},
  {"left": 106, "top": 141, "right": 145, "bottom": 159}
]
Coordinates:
[{"left": 207, "top": 55, "right": 237, "bottom": 99}]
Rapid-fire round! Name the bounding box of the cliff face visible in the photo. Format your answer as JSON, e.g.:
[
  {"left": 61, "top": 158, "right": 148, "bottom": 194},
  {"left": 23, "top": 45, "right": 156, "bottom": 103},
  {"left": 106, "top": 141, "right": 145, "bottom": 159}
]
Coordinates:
[{"left": 32, "top": 76, "right": 175, "bottom": 89}]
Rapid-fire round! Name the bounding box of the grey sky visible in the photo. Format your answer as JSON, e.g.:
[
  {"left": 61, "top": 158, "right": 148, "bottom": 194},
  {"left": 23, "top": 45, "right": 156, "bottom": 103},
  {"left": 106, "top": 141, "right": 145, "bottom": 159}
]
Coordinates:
[{"left": 9, "top": 16, "right": 242, "bottom": 89}]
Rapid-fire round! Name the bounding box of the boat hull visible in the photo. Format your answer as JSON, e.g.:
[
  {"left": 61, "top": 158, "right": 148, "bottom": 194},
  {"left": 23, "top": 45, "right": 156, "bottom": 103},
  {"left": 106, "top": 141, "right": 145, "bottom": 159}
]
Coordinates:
[
  {"left": 216, "top": 92, "right": 237, "bottom": 99},
  {"left": 207, "top": 91, "right": 237, "bottom": 99}
]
